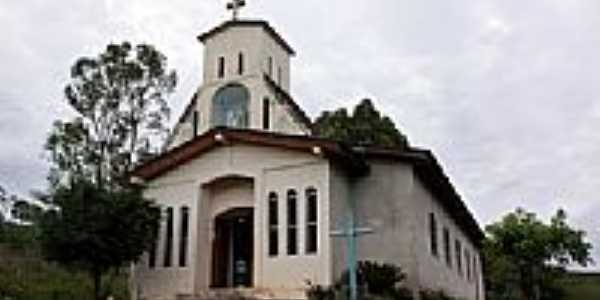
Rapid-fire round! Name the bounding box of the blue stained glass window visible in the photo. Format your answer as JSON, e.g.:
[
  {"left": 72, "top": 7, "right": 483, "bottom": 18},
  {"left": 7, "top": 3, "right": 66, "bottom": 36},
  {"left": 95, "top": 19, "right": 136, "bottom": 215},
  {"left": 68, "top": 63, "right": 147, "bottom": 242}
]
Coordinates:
[{"left": 212, "top": 84, "right": 250, "bottom": 128}]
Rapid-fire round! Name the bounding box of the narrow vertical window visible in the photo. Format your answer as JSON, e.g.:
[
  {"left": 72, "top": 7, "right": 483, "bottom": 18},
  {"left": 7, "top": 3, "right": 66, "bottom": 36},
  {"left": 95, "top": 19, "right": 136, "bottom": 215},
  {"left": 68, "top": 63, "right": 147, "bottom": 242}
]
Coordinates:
[
  {"left": 262, "top": 98, "right": 270, "bottom": 130},
  {"left": 268, "top": 192, "right": 278, "bottom": 256},
  {"left": 429, "top": 213, "right": 438, "bottom": 257},
  {"left": 305, "top": 188, "right": 318, "bottom": 254},
  {"left": 465, "top": 249, "right": 471, "bottom": 281},
  {"left": 474, "top": 255, "right": 481, "bottom": 300},
  {"left": 455, "top": 240, "right": 462, "bottom": 276},
  {"left": 163, "top": 207, "right": 174, "bottom": 267},
  {"left": 179, "top": 206, "right": 190, "bottom": 267},
  {"left": 287, "top": 189, "right": 298, "bottom": 255},
  {"left": 218, "top": 56, "right": 225, "bottom": 78},
  {"left": 444, "top": 227, "right": 452, "bottom": 267},
  {"left": 192, "top": 111, "right": 199, "bottom": 137},
  {"left": 148, "top": 220, "right": 159, "bottom": 269},
  {"left": 268, "top": 57, "right": 273, "bottom": 77},
  {"left": 238, "top": 52, "right": 244, "bottom": 75},
  {"left": 277, "top": 67, "right": 282, "bottom": 85}
]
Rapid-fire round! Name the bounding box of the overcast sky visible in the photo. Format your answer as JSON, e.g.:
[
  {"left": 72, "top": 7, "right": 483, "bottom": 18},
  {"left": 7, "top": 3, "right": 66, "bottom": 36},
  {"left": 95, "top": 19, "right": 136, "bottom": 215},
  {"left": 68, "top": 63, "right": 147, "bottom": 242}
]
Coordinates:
[{"left": 0, "top": 0, "right": 599, "bottom": 267}]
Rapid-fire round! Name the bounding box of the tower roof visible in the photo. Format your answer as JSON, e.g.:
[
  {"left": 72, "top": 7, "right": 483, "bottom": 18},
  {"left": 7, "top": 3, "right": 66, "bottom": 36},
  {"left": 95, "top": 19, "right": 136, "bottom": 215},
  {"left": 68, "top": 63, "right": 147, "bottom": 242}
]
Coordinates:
[{"left": 198, "top": 19, "right": 296, "bottom": 56}]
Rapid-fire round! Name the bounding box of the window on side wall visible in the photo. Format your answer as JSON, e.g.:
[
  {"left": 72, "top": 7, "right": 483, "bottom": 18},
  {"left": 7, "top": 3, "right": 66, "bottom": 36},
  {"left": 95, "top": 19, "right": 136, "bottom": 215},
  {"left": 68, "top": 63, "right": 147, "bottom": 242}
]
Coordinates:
[
  {"left": 465, "top": 249, "right": 471, "bottom": 281},
  {"left": 305, "top": 188, "right": 318, "bottom": 254},
  {"left": 287, "top": 189, "right": 298, "bottom": 255},
  {"left": 429, "top": 213, "right": 439, "bottom": 258},
  {"left": 455, "top": 239, "right": 463, "bottom": 276},
  {"left": 268, "top": 192, "right": 279, "bottom": 256},
  {"left": 444, "top": 227, "right": 452, "bottom": 268}
]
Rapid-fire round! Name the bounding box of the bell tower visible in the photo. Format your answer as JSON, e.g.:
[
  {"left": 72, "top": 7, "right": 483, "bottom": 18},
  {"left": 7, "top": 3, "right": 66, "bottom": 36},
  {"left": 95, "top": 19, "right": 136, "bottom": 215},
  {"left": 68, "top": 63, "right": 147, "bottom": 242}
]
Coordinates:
[{"left": 167, "top": 5, "right": 311, "bottom": 149}]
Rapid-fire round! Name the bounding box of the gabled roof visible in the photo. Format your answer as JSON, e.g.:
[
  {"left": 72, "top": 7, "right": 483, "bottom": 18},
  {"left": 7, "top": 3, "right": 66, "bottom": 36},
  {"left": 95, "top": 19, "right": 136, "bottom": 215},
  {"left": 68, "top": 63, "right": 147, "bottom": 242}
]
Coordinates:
[
  {"left": 198, "top": 20, "right": 296, "bottom": 56},
  {"left": 132, "top": 128, "right": 485, "bottom": 247},
  {"left": 133, "top": 128, "right": 367, "bottom": 181}
]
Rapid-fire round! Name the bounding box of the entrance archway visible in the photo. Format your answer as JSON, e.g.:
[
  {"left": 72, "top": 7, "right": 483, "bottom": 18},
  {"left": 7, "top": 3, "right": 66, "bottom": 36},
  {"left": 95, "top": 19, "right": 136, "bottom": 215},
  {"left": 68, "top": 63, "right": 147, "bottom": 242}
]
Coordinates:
[{"left": 211, "top": 207, "right": 254, "bottom": 288}]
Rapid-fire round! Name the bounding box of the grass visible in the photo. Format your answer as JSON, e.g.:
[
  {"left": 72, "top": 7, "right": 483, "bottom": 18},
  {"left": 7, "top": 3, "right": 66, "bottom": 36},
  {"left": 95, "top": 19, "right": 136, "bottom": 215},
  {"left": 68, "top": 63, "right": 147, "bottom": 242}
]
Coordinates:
[
  {"left": 559, "top": 272, "right": 600, "bottom": 300},
  {"left": 0, "top": 223, "right": 129, "bottom": 300}
]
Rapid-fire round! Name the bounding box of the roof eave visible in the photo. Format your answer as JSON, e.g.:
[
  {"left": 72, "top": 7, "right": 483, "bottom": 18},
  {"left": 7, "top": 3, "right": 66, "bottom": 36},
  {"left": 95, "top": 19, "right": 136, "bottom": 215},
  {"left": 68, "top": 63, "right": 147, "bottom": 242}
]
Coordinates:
[{"left": 197, "top": 20, "right": 296, "bottom": 56}]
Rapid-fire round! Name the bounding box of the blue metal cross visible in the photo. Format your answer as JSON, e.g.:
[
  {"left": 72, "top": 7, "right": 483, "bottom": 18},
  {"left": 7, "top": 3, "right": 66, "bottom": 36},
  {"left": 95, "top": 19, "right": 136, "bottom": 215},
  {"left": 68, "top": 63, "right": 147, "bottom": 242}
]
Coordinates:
[{"left": 331, "top": 190, "right": 374, "bottom": 300}]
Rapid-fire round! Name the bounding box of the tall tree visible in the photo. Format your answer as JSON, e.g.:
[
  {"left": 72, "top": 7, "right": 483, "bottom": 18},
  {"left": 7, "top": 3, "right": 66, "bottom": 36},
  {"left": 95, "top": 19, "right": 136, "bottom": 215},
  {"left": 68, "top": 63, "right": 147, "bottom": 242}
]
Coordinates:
[
  {"left": 41, "top": 42, "right": 173, "bottom": 300},
  {"left": 40, "top": 180, "right": 159, "bottom": 300},
  {"left": 0, "top": 185, "right": 7, "bottom": 223},
  {"left": 484, "top": 208, "right": 593, "bottom": 300},
  {"left": 313, "top": 99, "right": 409, "bottom": 148},
  {"left": 46, "top": 42, "right": 177, "bottom": 188}
]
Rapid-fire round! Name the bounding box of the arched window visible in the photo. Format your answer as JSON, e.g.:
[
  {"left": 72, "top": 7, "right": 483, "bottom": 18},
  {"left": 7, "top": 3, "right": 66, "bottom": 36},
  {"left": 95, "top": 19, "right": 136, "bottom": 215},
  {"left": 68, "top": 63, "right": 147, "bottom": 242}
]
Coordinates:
[
  {"left": 305, "top": 188, "right": 318, "bottom": 254},
  {"left": 212, "top": 84, "right": 250, "bottom": 128},
  {"left": 268, "top": 192, "right": 279, "bottom": 256},
  {"left": 179, "top": 206, "right": 190, "bottom": 267},
  {"left": 287, "top": 189, "right": 298, "bottom": 255}
]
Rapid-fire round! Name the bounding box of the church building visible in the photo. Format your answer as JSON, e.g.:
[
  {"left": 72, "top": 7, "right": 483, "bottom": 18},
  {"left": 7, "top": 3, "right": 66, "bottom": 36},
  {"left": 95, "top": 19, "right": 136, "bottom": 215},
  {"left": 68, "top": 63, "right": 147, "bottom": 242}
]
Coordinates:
[{"left": 131, "top": 6, "right": 485, "bottom": 300}]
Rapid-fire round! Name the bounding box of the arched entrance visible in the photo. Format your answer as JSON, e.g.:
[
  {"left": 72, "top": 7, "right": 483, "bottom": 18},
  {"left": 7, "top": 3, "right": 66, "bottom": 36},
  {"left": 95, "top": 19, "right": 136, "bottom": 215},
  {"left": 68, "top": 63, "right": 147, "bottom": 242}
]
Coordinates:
[{"left": 211, "top": 207, "right": 254, "bottom": 288}]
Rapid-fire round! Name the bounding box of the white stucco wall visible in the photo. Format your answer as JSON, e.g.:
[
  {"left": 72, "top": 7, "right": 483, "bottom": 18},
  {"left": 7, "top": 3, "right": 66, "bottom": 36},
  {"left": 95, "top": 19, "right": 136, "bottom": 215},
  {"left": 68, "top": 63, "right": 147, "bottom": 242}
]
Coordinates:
[
  {"left": 411, "top": 177, "right": 485, "bottom": 300},
  {"left": 132, "top": 144, "right": 330, "bottom": 300},
  {"left": 260, "top": 161, "right": 331, "bottom": 298},
  {"left": 329, "top": 160, "right": 419, "bottom": 293},
  {"left": 329, "top": 159, "right": 484, "bottom": 300},
  {"left": 131, "top": 179, "right": 199, "bottom": 300},
  {"left": 202, "top": 25, "right": 291, "bottom": 90}
]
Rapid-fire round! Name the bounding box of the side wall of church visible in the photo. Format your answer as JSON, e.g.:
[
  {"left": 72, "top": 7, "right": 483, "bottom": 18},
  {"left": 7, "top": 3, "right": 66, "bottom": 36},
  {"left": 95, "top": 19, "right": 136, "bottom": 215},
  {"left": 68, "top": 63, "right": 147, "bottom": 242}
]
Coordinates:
[
  {"left": 132, "top": 144, "right": 331, "bottom": 300},
  {"left": 411, "top": 176, "right": 485, "bottom": 300},
  {"left": 329, "top": 159, "right": 485, "bottom": 300},
  {"left": 329, "top": 160, "right": 420, "bottom": 292}
]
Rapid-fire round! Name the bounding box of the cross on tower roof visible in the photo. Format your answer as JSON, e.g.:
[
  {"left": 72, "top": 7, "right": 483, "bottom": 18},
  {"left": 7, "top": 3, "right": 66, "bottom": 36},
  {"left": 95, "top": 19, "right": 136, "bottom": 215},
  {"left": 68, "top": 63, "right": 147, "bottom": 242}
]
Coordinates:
[{"left": 226, "top": 0, "right": 246, "bottom": 20}]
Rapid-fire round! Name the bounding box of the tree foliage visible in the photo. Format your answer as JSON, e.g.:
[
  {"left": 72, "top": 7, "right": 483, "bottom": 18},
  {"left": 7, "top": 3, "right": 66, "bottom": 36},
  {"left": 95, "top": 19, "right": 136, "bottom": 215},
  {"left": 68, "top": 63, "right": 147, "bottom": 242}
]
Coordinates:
[
  {"left": 484, "top": 208, "right": 593, "bottom": 300},
  {"left": 0, "top": 185, "right": 7, "bottom": 224},
  {"left": 46, "top": 42, "right": 176, "bottom": 188},
  {"left": 40, "top": 179, "right": 159, "bottom": 300},
  {"left": 313, "top": 99, "right": 409, "bottom": 148},
  {"left": 41, "top": 42, "right": 172, "bottom": 300}
]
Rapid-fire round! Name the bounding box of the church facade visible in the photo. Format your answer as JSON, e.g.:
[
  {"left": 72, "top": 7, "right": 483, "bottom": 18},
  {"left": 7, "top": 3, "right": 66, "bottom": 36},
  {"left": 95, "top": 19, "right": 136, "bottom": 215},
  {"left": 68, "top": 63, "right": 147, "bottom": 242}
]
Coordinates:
[{"left": 131, "top": 16, "right": 485, "bottom": 300}]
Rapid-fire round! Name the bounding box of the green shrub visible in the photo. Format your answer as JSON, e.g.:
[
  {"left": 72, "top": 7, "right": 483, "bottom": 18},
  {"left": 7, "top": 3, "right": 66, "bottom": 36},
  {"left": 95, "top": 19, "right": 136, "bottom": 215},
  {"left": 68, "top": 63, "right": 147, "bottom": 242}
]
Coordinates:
[{"left": 307, "top": 261, "right": 413, "bottom": 300}]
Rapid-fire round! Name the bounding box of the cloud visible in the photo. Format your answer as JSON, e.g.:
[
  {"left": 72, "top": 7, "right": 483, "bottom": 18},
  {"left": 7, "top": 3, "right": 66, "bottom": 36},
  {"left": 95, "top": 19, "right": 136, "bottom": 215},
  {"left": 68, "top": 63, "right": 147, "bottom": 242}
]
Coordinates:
[{"left": 0, "top": 0, "right": 599, "bottom": 267}]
